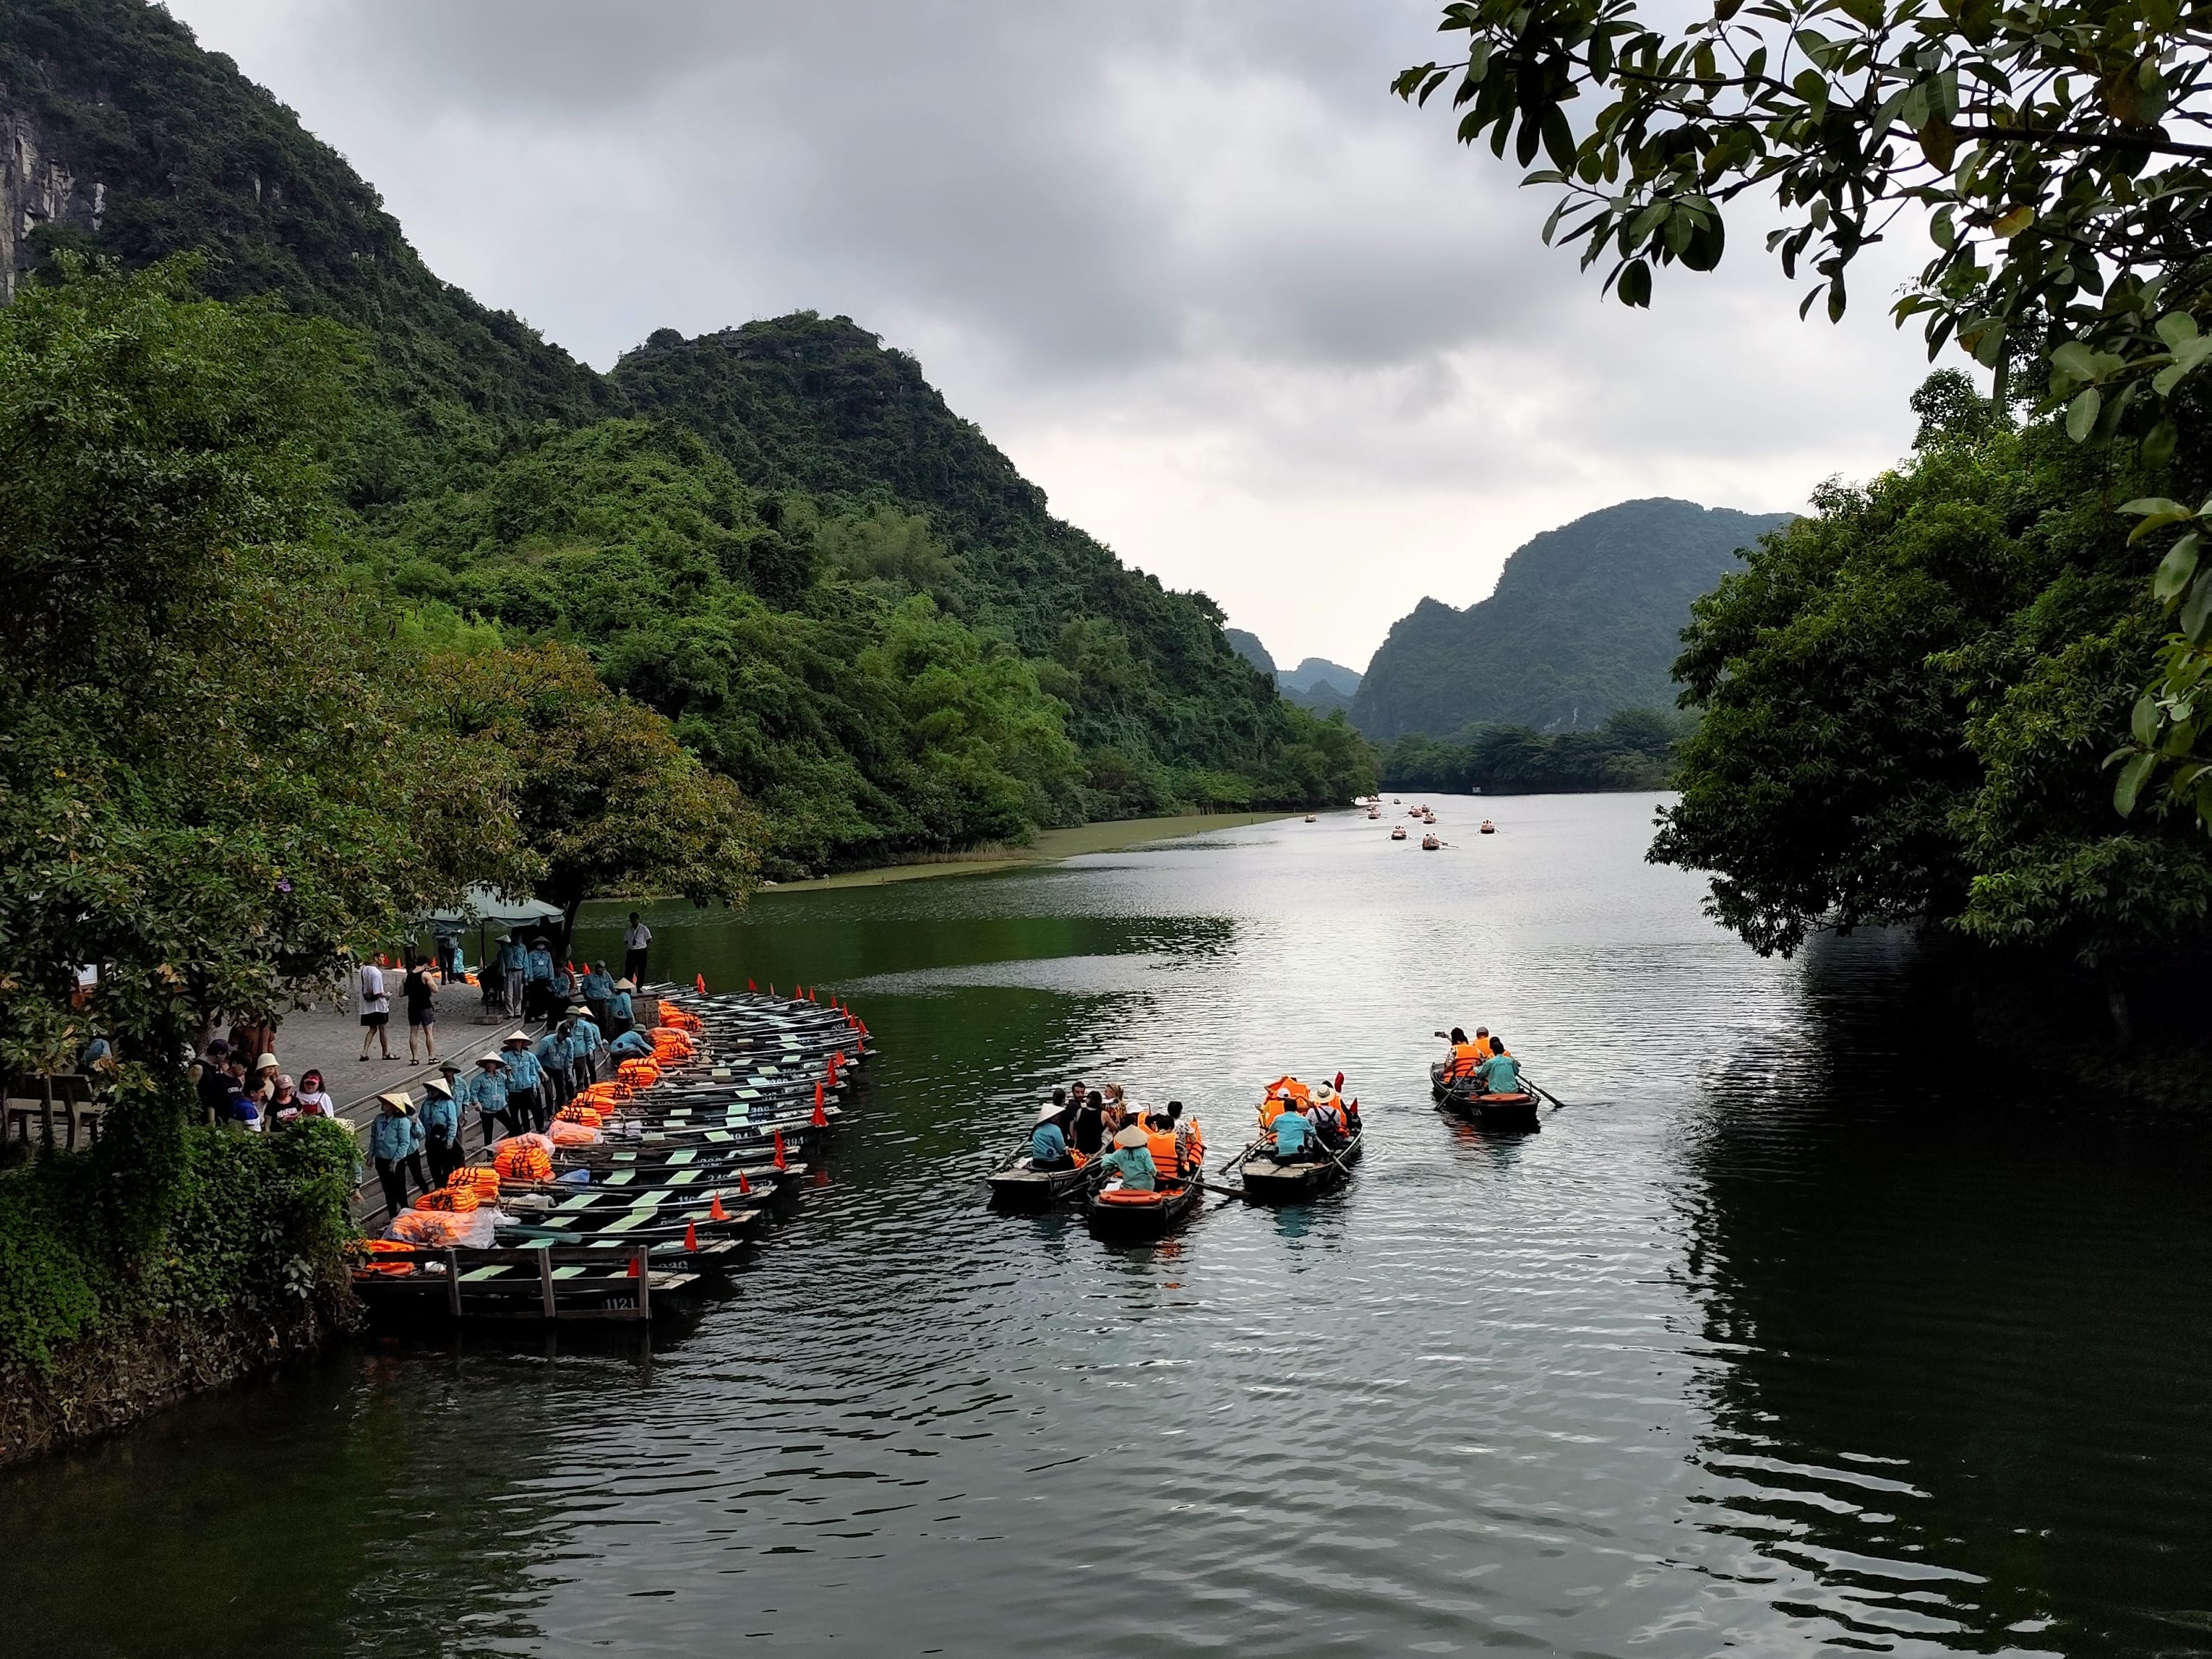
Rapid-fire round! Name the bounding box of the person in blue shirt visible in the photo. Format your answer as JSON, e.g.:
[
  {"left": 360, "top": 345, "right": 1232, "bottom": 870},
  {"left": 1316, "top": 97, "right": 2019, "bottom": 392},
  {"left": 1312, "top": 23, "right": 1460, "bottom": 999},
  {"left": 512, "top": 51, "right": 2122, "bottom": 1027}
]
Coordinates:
[
  {"left": 533, "top": 1024, "right": 572, "bottom": 1111},
  {"left": 1472, "top": 1044, "right": 1523, "bottom": 1097},
  {"left": 581, "top": 962, "right": 614, "bottom": 1027},
  {"left": 607, "top": 1026, "right": 656, "bottom": 1062},
  {"left": 1270, "top": 1100, "right": 1319, "bottom": 1160},
  {"left": 567, "top": 1009, "right": 604, "bottom": 1080},
  {"left": 607, "top": 979, "right": 635, "bottom": 1036},
  {"left": 500, "top": 1033, "right": 547, "bottom": 1131},
  {"left": 468, "top": 1053, "right": 511, "bottom": 1147},
  {"left": 420, "top": 1077, "right": 463, "bottom": 1187},
  {"left": 368, "top": 1092, "right": 423, "bottom": 1219},
  {"left": 1030, "top": 1097, "right": 1071, "bottom": 1170},
  {"left": 1099, "top": 1125, "right": 1156, "bottom": 1191},
  {"left": 523, "top": 937, "right": 556, "bottom": 1019}
]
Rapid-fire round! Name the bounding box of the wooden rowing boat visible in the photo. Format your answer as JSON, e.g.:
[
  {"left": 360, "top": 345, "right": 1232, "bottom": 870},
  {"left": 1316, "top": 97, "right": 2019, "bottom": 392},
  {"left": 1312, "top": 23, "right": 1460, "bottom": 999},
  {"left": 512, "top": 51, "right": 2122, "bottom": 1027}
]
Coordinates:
[
  {"left": 1084, "top": 1169, "right": 1206, "bottom": 1241},
  {"left": 987, "top": 1146, "right": 1105, "bottom": 1210},
  {"left": 1238, "top": 1128, "right": 1363, "bottom": 1201},
  {"left": 1429, "top": 1061, "right": 1540, "bottom": 1129}
]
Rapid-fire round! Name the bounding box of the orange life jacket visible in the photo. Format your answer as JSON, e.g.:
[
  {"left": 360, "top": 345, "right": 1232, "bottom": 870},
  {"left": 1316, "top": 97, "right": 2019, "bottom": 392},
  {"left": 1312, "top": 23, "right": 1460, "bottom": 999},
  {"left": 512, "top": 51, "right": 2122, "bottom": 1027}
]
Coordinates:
[
  {"left": 1259, "top": 1094, "right": 1287, "bottom": 1130},
  {"left": 1146, "top": 1126, "right": 1182, "bottom": 1183},
  {"left": 1446, "top": 1042, "right": 1483, "bottom": 1080}
]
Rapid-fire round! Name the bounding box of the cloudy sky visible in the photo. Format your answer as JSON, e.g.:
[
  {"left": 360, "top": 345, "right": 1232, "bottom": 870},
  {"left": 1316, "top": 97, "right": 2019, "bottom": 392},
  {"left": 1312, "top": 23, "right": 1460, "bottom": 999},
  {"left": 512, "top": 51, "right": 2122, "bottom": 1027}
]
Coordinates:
[{"left": 167, "top": 0, "right": 1942, "bottom": 669}]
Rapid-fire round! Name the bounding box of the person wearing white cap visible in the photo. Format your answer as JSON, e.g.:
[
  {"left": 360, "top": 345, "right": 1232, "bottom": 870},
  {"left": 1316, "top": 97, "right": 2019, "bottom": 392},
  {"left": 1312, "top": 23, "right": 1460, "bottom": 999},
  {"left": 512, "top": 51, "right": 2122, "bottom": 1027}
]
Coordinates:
[{"left": 470, "top": 1052, "right": 510, "bottom": 1148}]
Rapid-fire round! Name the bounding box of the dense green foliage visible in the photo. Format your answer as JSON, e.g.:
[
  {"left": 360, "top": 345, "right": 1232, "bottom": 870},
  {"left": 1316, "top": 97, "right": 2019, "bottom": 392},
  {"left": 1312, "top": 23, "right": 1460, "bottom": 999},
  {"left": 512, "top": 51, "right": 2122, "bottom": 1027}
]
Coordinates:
[
  {"left": 1381, "top": 708, "right": 1684, "bottom": 794},
  {"left": 1652, "top": 379, "right": 2212, "bottom": 965},
  {"left": 609, "top": 318, "right": 1357, "bottom": 818},
  {"left": 0, "top": 1107, "right": 356, "bottom": 1376},
  {"left": 0, "top": 259, "right": 527, "bottom": 1079},
  {"left": 0, "top": 0, "right": 613, "bottom": 508},
  {"left": 1351, "top": 500, "right": 1791, "bottom": 738}
]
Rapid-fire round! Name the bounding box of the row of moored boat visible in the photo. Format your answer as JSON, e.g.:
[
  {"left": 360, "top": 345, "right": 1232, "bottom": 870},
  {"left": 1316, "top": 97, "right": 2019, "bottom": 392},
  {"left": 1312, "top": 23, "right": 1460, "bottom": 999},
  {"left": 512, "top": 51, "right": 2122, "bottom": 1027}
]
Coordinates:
[{"left": 351, "top": 985, "right": 872, "bottom": 1324}]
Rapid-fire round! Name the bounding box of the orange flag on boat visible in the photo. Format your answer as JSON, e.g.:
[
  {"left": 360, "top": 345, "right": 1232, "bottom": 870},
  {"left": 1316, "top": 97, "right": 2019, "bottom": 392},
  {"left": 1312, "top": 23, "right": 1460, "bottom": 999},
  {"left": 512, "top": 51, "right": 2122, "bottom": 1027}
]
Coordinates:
[
  {"left": 695, "top": 973, "right": 706, "bottom": 994},
  {"left": 737, "top": 1170, "right": 752, "bottom": 1195},
  {"left": 685, "top": 1222, "right": 699, "bottom": 1250},
  {"left": 709, "top": 1192, "right": 728, "bottom": 1221},
  {"left": 625, "top": 1256, "right": 640, "bottom": 1277},
  {"left": 812, "top": 1099, "right": 828, "bottom": 1128},
  {"left": 747, "top": 978, "right": 758, "bottom": 992},
  {"left": 773, "top": 1131, "right": 787, "bottom": 1170}
]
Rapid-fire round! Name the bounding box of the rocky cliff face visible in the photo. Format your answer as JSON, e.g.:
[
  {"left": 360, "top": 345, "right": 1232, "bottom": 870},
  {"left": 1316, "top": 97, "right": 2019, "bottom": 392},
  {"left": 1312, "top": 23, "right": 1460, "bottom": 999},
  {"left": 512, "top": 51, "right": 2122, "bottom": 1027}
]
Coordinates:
[{"left": 0, "top": 95, "right": 102, "bottom": 301}]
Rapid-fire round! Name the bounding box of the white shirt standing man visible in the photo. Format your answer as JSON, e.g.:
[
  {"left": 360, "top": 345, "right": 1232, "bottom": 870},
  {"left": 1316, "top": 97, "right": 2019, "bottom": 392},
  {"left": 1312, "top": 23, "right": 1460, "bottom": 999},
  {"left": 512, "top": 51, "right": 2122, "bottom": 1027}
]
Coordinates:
[
  {"left": 622, "top": 912, "right": 652, "bottom": 987},
  {"left": 356, "top": 959, "right": 393, "bottom": 1060}
]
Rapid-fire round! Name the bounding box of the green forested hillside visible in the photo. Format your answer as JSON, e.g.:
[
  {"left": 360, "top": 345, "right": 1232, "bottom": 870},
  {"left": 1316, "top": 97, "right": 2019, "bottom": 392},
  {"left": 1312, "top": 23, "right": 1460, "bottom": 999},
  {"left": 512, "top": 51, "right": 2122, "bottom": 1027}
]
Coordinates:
[
  {"left": 1, "top": 0, "right": 1371, "bottom": 876},
  {"left": 1350, "top": 500, "right": 1793, "bottom": 738},
  {"left": 0, "top": 0, "right": 615, "bottom": 507}
]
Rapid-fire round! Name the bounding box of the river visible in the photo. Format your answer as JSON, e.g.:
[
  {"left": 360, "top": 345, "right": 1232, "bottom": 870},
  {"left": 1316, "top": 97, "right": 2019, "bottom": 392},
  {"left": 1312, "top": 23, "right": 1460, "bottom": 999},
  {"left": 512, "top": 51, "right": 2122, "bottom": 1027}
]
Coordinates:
[{"left": 6, "top": 794, "right": 2209, "bottom": 1658}]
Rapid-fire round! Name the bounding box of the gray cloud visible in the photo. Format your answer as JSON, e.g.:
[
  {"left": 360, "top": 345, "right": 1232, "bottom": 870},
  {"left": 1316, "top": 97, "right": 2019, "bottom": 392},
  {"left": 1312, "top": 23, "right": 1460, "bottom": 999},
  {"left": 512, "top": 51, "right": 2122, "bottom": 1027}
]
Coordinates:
[{"left": 171, "top": 0, "right": 1938, "bottom": 666}]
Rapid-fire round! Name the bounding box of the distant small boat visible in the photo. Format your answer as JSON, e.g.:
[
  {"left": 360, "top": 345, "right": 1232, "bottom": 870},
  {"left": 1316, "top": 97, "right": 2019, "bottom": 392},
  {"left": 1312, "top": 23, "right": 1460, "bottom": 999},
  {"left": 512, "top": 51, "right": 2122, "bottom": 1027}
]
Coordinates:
[
  {"left": 1390, "top": 826, "right": 1407, "bottom": 841},
  {"left": 1303, "top": 813, "right": 1317, "bottom": 823},
  {"left": 1392, "top": 797, "right": 1401, "bottom": 804},
  {"left": 1420, "top": 833, "right": 1441, "bottom": 850},
  {"left": 1480, "top": 820, "right": 1496, "bottom": 834}
]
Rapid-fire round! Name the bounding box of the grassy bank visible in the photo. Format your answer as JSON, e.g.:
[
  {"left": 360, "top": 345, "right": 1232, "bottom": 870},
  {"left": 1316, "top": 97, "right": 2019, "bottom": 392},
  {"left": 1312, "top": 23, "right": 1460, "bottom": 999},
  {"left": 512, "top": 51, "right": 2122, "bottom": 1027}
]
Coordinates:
[{"left": 758, "top": 812, "right": 1297, "bottom": 893}]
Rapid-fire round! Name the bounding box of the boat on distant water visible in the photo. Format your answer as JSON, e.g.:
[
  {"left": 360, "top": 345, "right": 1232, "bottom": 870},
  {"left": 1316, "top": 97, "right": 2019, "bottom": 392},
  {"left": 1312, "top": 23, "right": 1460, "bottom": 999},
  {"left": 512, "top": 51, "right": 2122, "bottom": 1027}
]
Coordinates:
[
  {"left": 1480, "top": 820, "right": 1496, "bottom": 834},
  {"left": 1420, "top": 833, "right": 1441, "bottom": 850},
  {"left": 1391, "top": 826, "right": 1408, "bottom": 841}
]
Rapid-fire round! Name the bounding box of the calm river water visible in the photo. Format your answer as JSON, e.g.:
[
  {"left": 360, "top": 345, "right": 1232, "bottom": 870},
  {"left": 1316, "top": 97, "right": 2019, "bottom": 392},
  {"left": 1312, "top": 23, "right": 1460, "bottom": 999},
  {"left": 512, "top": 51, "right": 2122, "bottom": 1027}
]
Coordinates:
[{"left": 7, "top": 796, "right": 2211, "bottom": 1658}]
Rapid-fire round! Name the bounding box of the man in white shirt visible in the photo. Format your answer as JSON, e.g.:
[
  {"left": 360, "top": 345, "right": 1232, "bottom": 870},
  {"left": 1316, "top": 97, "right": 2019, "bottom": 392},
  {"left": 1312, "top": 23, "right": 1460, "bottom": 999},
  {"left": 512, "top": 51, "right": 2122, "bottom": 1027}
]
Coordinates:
[
  {"left": 622, "top": 912, "right": 652, "bottom": 985},
  {"left": 356, "top": 959, "right": 394, "bottom": 1060}
]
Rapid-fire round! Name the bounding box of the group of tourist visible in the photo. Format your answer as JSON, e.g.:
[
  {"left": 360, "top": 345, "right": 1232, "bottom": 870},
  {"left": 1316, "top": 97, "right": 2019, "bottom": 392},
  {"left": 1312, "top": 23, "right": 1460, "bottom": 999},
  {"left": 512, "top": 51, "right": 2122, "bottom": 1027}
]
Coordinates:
[
  {"left": 1439, "top": 1026, "right": 1522, "bottom": 1097},
  {"left": 361, "top": 925, "right": 649, "bottom": 1056},
  {"left": 1028, "top": 1081, "right": 1204, "bottom": 1191},
  {"left": 190, "top": 1044, "right": 342, "bottom": 1131},
  {"left": 1258, "top": 1079, "right": 1358, "bottom": 1162}
]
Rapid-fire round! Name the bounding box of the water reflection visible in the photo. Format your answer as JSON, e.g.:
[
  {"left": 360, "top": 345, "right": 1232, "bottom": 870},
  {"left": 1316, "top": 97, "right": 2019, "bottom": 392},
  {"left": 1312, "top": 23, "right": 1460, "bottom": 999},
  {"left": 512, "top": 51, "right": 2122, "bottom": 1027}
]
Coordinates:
[{"left": 1678, "top": 932, "right": 2212, "bottom": 1658}]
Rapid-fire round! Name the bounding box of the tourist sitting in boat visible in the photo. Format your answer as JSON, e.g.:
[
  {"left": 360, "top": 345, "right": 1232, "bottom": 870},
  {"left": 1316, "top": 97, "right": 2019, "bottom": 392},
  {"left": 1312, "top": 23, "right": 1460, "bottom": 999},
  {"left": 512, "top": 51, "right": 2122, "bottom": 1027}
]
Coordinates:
[
  {"left": 1144, "top": 1110, "right": 1185, "bottom": 1186},
  {"left": 1167, "top": 1099, "right": 1203, "bottom": 1166},
  {"left": 1031, "top": 1095, "right": 1073, "bottom": 1170},
  {"left": 1442, "top": 1028, "right": 1485, "bottom": 1084},
  {"left": 1307, "top": 1084, "right": 1350, "bottom": 1146},
  {"left": 1099, "top": 1124, "right": 1156, "bottom": 1191},
  {"left": 1472, "top": 1041, "right": 1524, "bottom": 1098},
  {"left": 1068, "top": 1089, "right": 1106, "bottom": 1159}
]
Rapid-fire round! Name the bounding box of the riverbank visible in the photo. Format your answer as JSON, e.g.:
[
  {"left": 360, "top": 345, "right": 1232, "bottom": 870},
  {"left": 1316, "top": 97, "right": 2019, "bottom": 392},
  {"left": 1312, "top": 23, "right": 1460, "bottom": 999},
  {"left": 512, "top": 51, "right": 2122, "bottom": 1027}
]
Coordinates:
[{"left": 758, "top": 811, "right": 1296, "bottom": 893}]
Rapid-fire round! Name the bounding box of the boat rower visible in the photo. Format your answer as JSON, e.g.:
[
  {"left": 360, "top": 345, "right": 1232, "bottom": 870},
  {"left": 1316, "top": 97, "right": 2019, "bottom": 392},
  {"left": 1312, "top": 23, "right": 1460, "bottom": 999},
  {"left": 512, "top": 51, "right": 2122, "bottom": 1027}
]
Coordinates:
[
  {"left": 1269, "top": 1099, "right": 1320, "bottom": 1162},
  {"left": 1031, "top": 1095, "right": 1073, "bottom": 1171},
  {"left": 1100, "top": 1124, "right": 1156, "bottom": 1191},
  {"left": 1472, "top": 1040, "right": 1524, "bottom": 1099}
]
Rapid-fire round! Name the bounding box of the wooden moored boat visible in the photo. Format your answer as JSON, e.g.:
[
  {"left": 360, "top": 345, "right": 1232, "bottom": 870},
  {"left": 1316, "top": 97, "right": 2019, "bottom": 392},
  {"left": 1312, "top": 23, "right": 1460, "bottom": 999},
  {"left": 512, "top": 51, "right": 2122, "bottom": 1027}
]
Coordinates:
[
  {"left": 351, "top": 1242, "right": 700, "bottom": 1325},
  {"left": 987, "top": 1147, "right": 1105, "bottom": 1210},
  {"left": 1238, "top": 1128, "right": 1363, "bottom": 1202}
]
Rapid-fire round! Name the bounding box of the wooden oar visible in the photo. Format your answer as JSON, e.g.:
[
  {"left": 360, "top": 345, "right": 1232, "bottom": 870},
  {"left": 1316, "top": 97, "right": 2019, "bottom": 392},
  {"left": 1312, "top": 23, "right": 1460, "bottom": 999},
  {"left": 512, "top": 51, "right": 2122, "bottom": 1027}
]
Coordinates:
[{"left": 1196, "top": 1178, "right": 1252, "bottom": 1202}]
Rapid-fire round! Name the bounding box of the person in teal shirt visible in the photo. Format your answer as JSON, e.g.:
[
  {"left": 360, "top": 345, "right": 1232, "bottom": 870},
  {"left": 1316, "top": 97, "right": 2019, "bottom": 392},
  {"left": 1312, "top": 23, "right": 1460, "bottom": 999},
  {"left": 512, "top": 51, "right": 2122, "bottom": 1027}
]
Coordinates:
[
  {"left": 1099, "top": 1126, "right": 1156, "bottom": 1191},
  {"left": 500, "top": 1033, "right": 546, "bottom": 1131},
  {"left": 368, "top": 1093, "right": 423, "bottom": 1218},
  {"left": 419, "top": 1078, "right": 462, "bottom": 1186},
  {"left": 533, "top": 1025, "right": 572, "bottom": 1108},
  {"left": 1270, "top": 1102, "right": 1318, "bottom": 1159},
  {"left": 468, "top": 1053, "right": 511, "bottom": 1147},
  {"left": 608, "top": 1026, "right": 655, "bottom": 1062},
  {"left": 1473, "top": 1045, "right": 1522, "bottom": 1097},
  {"left": 567, "top": 1010, "right": 604, "bottom": 1081},
  {"left": 607, "top": 980, "right": 635, "bottom": 1034}
]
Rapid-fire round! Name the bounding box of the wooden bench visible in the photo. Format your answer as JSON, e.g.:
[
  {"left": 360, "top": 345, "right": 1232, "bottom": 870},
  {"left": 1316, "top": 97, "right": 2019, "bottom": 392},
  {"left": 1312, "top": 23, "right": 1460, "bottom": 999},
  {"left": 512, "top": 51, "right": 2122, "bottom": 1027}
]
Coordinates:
[{"left": 4, "top": 1075, "right": 100, "bottom": 1152}]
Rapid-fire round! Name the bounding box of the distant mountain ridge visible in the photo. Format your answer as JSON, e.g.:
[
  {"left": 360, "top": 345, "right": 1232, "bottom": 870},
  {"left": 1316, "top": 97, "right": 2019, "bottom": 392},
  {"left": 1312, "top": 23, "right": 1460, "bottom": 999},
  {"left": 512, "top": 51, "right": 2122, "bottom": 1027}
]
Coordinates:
[
  {"left": 1222, "top": 630, "right": 1361, "bottom": 712},
  {"left": 1350, "top": 499, "right": 1793, "bottom": 739}
]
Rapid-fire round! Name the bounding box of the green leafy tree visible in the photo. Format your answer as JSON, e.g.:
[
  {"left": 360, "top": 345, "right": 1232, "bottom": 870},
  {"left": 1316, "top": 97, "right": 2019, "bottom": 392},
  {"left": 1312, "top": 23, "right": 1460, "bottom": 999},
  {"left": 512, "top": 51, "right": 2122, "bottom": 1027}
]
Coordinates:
[
  {"left": 0, "top": 259, "right": 523, "bottom": 1086},
  {"left": 431, "top": 643, "right": 763, "bottom": 943},
  {"left": 1651, "top": 386, "right": 2212, "bottom": 961}
]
